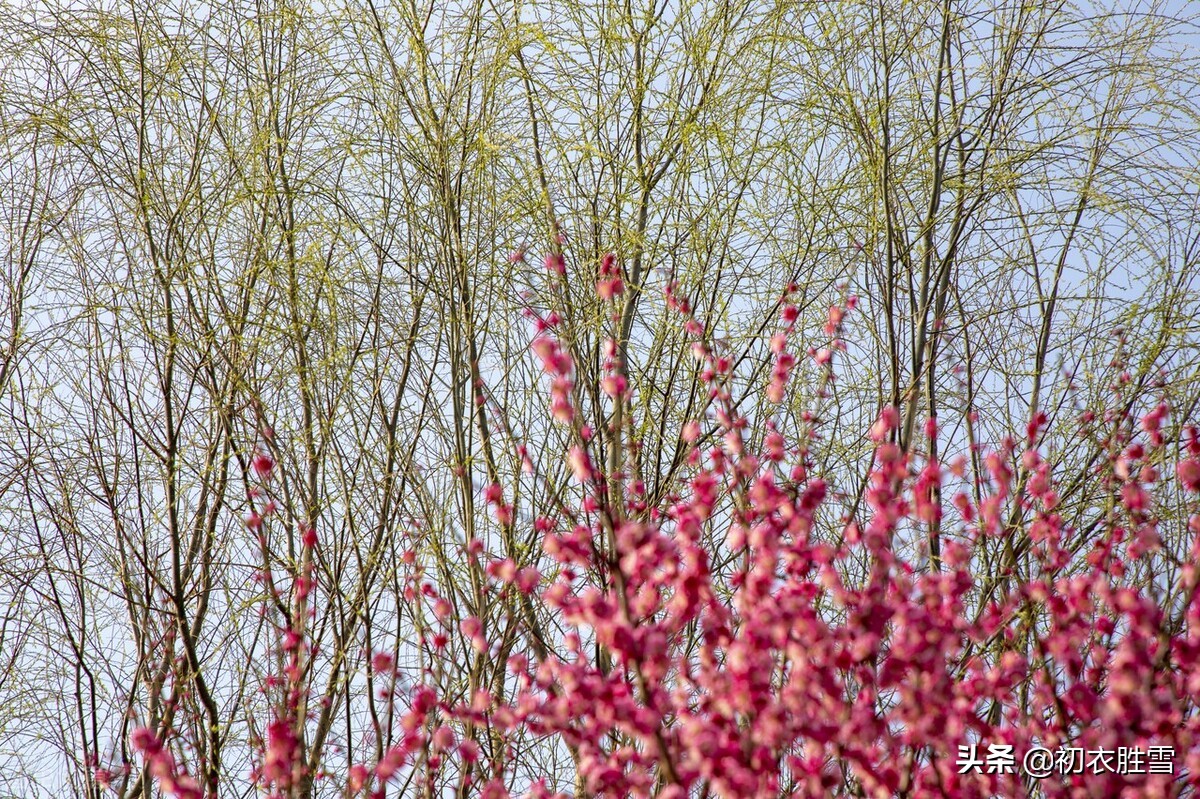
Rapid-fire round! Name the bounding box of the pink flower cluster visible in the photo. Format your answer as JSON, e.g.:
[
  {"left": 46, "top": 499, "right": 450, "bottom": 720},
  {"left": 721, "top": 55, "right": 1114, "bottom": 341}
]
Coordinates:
[
  {"left": 532, "top": 325, "right": 574, "bottom": 425},
  {"left": 134, "top": 274, "right": 1200, "bottom": 799},
  {"left": 130, "top": 728, "right": 204, "bottom": 799},
  {"left": 410, "top": 285, "right": 1200, "bottom": 798},
  {"left": 596, "top": 252, "right": 625, "bottom": 300}
]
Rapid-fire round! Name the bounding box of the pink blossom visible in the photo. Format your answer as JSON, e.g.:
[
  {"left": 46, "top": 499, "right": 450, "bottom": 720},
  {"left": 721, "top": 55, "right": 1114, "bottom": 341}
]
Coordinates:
[
  {"left": 601, "top": 374, "right": 627, "bottom": 398},
  {"left": 460, "top": 616, "right": 486, "bottom": 651},
  {"left": 1178, "top": 458, "right": 1200, "bottom": 492},
  {"left": 432, "top": 725, "right": 456, "bottom": 750},
  {"left": 544, "top": 253, "right": 565, "bottom": 274},
  {"left": 348, "top": 763, "right": 369, "bottom": 791},
  {"left": 824, "top": 304, "right": 844, "bottom": 335},
  {"left": 516, "top": 567, "right": 540, "bottom": 593},
  {"left": 568, "top": 446, "right": 594, "bottom": 482},
  {"left": 596, "top": 277, "right": 625, "bottom": 299},
  {"left": 262, "top": 719, "right": 299, "bottom": 787},
  {"left": 869, "top": 406, "right": 899, "bottom": 442},
  {"left": 252, "top": 452, "right": 275, "bottom": 479},
  {"left": 372, "top": 651, "right": 394, "bottom": 673}
]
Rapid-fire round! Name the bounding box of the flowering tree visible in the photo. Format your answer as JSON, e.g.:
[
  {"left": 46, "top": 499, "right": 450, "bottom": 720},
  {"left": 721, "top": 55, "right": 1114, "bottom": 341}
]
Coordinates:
[{"left": 128, "top": 268, "right": 1200, "bottom": 799}]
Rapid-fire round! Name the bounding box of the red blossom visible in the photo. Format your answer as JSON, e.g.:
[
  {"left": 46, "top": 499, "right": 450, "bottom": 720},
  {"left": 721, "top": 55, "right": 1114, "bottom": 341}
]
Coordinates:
[
  {"left": 252, "top": 452, "right": 275, "bottom": 479},
  {"left": 139, "top": 265, "right": 1200, "bottom": 799},
  {"left": 1179, "top": 458, "right": 1200, "bottom": 492},
  {"left": 544, "top": 253, "right": 566, "bottom": 275}
]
